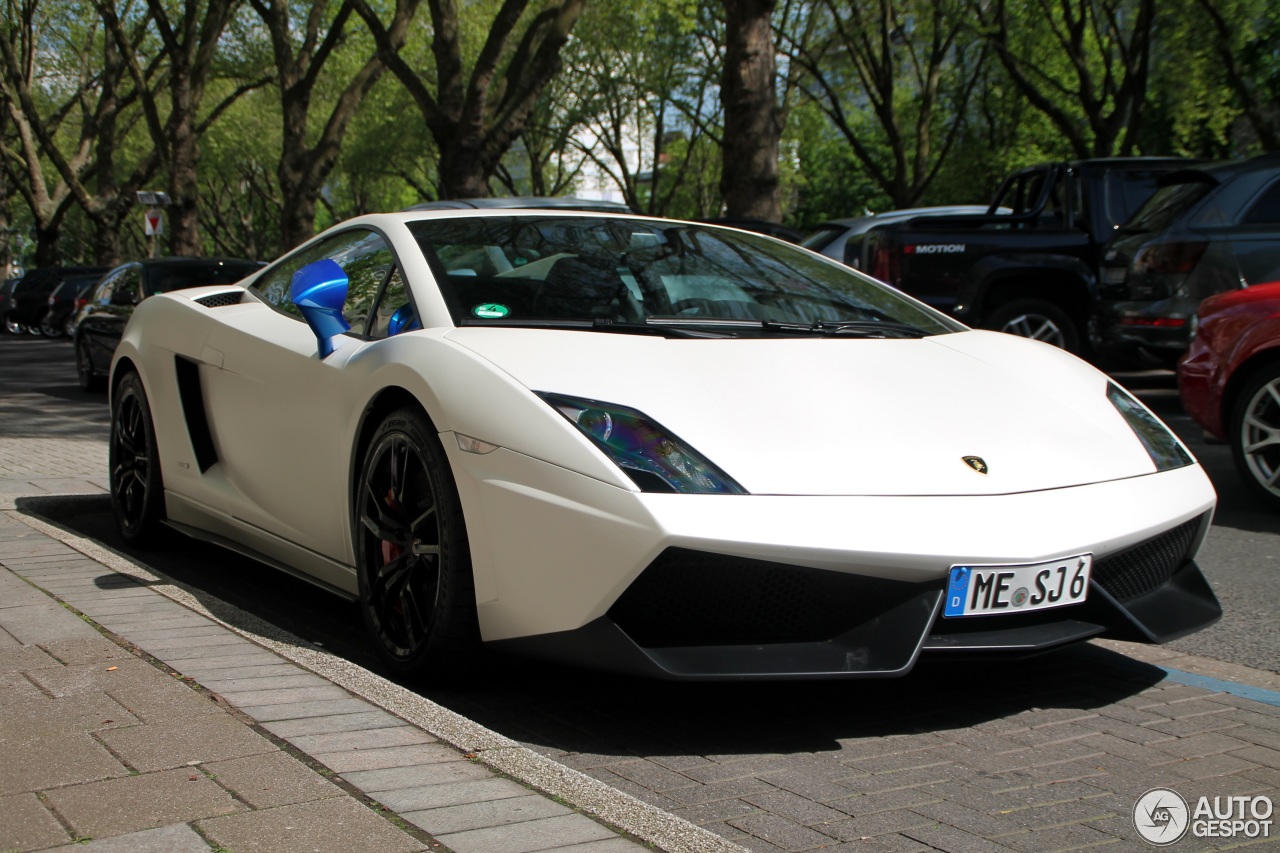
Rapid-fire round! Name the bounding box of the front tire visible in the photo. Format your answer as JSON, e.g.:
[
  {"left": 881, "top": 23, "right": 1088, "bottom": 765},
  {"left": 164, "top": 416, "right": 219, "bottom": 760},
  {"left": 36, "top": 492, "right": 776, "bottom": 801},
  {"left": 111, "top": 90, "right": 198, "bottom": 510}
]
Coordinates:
[
  {"left": 984, "top": 299, "right": 1079, "bottom": 353},
  {"left": 110, "top": 372, "right": 165, "bottom": 544},
  {"left": 356, "top": 407, "right": 477, "bottom": 677},
  {"left": 1230, "top": 364, "right": 1280, "bottom": 510}
]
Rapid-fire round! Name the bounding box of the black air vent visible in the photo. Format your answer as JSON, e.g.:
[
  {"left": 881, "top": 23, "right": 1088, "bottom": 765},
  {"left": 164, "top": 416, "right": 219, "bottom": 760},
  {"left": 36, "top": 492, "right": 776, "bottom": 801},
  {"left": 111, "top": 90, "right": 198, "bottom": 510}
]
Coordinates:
[
  {"left": 608, "top": 548, "right": 924, "bottom": 647},
  {"left": 194, "top": 292, "right": 242, "bottom": 308},
  {"left": 1092, "top": 514, "right": 1205, "bottom": 602}
]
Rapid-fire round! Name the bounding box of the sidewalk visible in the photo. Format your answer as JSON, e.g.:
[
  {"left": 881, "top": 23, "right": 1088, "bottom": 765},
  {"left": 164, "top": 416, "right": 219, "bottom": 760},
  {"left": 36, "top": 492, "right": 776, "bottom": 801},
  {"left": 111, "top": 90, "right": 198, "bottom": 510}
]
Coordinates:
[{"left": 1, "top": 449, "right": 738, "bottom": 852}]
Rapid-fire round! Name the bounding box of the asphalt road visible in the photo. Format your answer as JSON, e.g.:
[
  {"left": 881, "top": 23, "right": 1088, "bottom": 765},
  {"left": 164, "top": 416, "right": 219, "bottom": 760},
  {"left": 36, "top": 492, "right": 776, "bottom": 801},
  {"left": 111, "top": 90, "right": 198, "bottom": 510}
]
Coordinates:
[{"left": 3, "top": 333, "right": 1278, "bottom": 843}]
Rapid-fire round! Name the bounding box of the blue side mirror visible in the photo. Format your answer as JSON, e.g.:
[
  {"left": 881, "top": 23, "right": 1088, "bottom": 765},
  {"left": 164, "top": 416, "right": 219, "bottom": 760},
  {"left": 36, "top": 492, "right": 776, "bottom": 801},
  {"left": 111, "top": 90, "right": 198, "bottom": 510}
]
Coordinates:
[
  {"left": 388, "top": 304, "right": 419, "bottom": 337},
  {"left": 290, "top": 259, "right": 349, "bottom": 358}
]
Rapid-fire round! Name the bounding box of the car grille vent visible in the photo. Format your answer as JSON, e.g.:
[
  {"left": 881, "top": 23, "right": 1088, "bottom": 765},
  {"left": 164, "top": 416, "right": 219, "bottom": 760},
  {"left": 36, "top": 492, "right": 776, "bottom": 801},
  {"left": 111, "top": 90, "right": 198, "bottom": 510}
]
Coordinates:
[
  {"left": 607, "top": 548, "right": 922, "bottom": 648},
  {"left": 1092, "top": 514, "right": 1204, "bottom": 602},
  {"left": 194, "top": 292, "right": 242, "bottom": 308}
]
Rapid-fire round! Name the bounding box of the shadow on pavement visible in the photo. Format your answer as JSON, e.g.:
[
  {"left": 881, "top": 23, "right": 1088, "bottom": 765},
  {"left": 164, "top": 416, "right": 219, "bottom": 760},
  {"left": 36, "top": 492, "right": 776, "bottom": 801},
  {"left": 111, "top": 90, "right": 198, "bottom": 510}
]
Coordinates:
[{"left": 21, "top": 493, "right": 1167, "bottom": 760}]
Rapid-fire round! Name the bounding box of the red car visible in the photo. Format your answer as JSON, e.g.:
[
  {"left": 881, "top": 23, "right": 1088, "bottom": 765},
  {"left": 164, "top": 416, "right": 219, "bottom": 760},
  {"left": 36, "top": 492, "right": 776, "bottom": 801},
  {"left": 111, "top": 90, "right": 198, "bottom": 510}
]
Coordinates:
[{"left": 1179, "top": 280, "right": 1280, "bottom": 507}]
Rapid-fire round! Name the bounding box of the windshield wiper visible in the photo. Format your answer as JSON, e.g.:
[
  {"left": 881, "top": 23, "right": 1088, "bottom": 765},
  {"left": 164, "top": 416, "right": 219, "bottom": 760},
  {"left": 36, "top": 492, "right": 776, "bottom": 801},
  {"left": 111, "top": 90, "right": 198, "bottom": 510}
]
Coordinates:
[
  {"left": 760, "top": 319, "right": 930, "bottom": 338},
  {"left": 458, "top": 318, "right": 737, "bottom": 338}
]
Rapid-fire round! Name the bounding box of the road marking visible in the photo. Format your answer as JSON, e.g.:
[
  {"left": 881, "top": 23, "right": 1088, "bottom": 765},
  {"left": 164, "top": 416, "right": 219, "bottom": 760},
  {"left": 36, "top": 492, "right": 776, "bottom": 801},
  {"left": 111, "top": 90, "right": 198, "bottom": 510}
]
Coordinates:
[{"left": 1160, "top": 667, "right": 1280, "bottom": 707}]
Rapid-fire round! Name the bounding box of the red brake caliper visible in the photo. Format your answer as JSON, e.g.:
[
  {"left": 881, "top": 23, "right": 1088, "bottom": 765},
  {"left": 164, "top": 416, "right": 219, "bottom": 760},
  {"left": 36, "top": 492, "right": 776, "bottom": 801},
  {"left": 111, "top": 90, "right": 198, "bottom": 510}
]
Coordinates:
[{"left": 382, "top": 488, "right": 405, "bottom": 614}]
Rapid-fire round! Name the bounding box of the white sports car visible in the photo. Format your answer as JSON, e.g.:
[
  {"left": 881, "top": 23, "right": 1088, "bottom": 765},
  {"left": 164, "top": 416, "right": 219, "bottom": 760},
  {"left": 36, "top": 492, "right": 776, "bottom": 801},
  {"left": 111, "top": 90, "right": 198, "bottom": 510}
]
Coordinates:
[{"left": 109, "top": 211, "right": 1220, "bottom": 679}]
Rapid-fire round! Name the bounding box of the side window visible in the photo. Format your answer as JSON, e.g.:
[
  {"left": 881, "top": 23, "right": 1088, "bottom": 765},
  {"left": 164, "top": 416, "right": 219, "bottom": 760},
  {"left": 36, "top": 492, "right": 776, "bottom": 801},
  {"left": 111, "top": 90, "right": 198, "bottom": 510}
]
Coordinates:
[
  {"left": 114, "top": 266, "right": 142, "bottom": 305},
  {"left": 1243, "top": 181, "right": 1280, "bottom": 225},
  {"left": 95, "top": 269, "right": 125, "bottom": 305},
  {"left": 250, "top": 229, "right": 394, "bottom": 335},
  {"left": 368, "top": 267, "right": 419, "bottom": 339}
]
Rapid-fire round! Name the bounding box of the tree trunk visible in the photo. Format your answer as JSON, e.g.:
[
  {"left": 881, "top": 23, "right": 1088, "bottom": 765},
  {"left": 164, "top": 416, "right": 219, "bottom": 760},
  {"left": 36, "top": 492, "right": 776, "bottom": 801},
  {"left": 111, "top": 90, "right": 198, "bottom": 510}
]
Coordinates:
[{"left": 719, "top": 0, "right": 781, "bottom": 222}]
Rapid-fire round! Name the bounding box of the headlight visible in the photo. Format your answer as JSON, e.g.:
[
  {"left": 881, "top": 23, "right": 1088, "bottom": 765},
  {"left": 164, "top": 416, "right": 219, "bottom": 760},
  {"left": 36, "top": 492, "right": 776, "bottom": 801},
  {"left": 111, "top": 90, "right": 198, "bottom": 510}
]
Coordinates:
[
  {"left": 1107, "top": 382, "right": 1193, "bottom": 471},
  {"left": 537, "top": 392, "right": 746, "bottom": 494}
]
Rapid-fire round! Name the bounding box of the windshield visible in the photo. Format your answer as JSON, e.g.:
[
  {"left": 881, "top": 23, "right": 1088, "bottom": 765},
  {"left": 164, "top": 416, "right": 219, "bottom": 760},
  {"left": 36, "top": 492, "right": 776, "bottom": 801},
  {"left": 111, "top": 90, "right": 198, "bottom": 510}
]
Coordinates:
[{"left": 408, "top": 216, "right": 960, "bottom": 336}]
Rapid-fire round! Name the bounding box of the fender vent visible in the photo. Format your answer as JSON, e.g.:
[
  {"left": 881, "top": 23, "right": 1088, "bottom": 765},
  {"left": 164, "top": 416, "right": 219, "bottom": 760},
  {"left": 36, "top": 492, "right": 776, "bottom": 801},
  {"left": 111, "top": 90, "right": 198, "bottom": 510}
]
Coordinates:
[
  {"left": 194, "top": 291, "right": 242, "bottom": 308},
  {"left": 1092, "top": 514, "right": 1205, "bottom": 602}
]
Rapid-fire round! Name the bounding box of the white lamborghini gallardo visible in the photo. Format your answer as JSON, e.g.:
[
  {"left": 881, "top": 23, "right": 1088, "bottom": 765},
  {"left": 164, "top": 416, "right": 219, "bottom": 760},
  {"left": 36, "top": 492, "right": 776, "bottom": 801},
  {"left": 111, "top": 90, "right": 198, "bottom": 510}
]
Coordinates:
[{"left": 109, "top": 211, "right": 1220, "bottom": 679}]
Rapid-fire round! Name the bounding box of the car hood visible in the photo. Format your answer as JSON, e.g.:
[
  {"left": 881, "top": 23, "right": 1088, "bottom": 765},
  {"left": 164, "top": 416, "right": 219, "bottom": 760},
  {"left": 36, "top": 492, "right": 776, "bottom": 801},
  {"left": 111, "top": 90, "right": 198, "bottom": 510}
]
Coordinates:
[{"left": 445, "top": 327, "right": 1166, "bottom": 496}]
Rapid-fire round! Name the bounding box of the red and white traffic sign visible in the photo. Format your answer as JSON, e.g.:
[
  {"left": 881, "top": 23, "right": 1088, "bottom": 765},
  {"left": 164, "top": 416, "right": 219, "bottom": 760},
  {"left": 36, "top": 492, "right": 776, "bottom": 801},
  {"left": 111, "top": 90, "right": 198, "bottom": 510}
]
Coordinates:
[{"left": 144, "top": 209, "right": 164, "bottom": 236}]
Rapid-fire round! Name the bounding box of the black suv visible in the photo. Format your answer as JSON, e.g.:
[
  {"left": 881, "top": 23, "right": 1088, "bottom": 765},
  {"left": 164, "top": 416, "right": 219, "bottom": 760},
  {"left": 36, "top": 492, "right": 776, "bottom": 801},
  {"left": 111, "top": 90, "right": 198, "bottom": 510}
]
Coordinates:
[{"left": 1094, "top": 154, "right": 1280, "bottom": 366}]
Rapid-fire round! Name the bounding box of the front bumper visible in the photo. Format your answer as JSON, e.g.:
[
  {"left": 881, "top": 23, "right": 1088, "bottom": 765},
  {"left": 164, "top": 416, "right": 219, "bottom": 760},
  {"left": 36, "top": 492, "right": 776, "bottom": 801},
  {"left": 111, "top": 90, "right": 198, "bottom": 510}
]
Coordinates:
[{"left": 448, "top": 443, "right": 1218, "bottom": 679}]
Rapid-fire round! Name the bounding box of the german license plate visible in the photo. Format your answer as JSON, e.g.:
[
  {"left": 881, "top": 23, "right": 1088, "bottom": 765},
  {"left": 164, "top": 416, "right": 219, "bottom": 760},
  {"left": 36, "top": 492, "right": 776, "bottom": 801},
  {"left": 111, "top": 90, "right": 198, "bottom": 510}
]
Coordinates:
[
  {"left": 944, "top": 555, "right": 1092, "bottom": 617},
  {"left": 1103, "top": 267, "right": 1127, "bottom": 285}
]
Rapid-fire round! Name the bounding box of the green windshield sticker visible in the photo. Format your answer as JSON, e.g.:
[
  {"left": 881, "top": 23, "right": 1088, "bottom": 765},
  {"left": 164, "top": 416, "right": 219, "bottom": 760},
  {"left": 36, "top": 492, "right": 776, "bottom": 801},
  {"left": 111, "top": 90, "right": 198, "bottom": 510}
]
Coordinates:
[{"left": 472, "top": 303, "right": 510, "bottom": 319}]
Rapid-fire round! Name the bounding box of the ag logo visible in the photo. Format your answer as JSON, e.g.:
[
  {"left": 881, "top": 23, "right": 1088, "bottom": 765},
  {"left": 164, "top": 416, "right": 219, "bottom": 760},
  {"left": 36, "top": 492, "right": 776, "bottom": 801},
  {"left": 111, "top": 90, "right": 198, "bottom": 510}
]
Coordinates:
[{"left": 1134, "top": 787, "right": 1189, "bottom": 845}]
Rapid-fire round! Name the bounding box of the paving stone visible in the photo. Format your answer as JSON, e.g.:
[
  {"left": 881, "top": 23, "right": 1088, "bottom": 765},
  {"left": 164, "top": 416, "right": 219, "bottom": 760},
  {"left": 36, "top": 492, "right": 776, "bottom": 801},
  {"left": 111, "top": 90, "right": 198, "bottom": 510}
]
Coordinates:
[
  {"left": 39, "top": 635, "right": 129, "bottom": 665},
  {"left": 671, "top": 797, "right": 760, "bottom": 825},
  {"left": 406, "top": 793, "right": 572, "bottom": 835},
  {"left": 347, "top": 758, "right": 493, "bottom": 793},
  {"left": 218, "top": 684, "right": 353, "bottom": 706},
  {"left": 904, "top": 823, "right": 1023, "bottom": 853},
  {"left": 0, "top": 690, "right": 139, "bottom": 736},
  {"left": 741, "top": 787, "right": 847, "bottom": 826},
  {"left": 198, "top": 797, "right": 424, "bottom": 853},
  {"left": 0, "top": 791, "right": 69, "bottom": 851},
  {"left": 162, "top": 650, "right": 285, "bottom": 671},
  {"left": 98, "top": 712, "right": 276, "bottom": 771},
  {"left": 655, "top": 775, "right": 778, "bottom": 806},
  {"left": 540, "top": 839, "right": 647, "bottom": 851},
  {"left": 42, "top": 822, "right": 211, "bottom": 852},
  {"left": 439, "top": 813, "right": 617, "bottom": 853},
  {"left": 0, "top": 731, "right": 127, "bottom": 795},
  {"left": 45, "top": 767, "right": 244, "bottom": 837},
  {"left": 29, "top": 659, "right": 224, "bottom": 722},
  {"left": 374, "top": 777, "right": 533, "bottom": 813},
  {"left": 316, "top": 741, "right": 465, "bottom": 773},
  {"left": 263, "top": 709, "right": 408, "bottom": 739},
  {"left": 287, "top": 723, "right": 435, "bottom": 755},
  {"left": 820, "top": 808, "right": 938, "bottom": 842},
  {"left": 728, "top": 812, "right": 837, "bottom": 851},
  {"left": 238, "top": 697, "right": 375, "bottom": 721},
  {"left": 0, "top": 602, "right": 101, "bottom": 643},
  {"left": 203, "top": 750, "right": 345, "bottom": 808}
]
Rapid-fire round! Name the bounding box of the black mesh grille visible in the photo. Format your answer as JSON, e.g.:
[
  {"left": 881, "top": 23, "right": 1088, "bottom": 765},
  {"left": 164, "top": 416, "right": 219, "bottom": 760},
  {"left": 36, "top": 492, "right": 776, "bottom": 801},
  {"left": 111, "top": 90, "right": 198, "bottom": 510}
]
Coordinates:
[
  {"left": 194, "top": 292, "right": 242, "bottom": 308},
  {"left": 607, "top": 548, "right": 923, "bottom": 647},
  {"left": 1092, "top": 514, "right": 1204, "bottom": 602}
]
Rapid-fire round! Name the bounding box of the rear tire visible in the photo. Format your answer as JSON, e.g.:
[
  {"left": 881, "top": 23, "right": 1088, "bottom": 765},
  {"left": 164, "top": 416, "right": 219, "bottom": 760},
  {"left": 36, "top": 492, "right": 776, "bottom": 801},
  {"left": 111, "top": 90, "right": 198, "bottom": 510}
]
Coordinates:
[
  {"left": 984, "top": 299, "right": 1080, "bottom": 353},
  {"left": 109, "top": 372, "right": 166, "bottom": 545},
  {"left": 355, "top": 407, "right": 478, "bottom": 677}
]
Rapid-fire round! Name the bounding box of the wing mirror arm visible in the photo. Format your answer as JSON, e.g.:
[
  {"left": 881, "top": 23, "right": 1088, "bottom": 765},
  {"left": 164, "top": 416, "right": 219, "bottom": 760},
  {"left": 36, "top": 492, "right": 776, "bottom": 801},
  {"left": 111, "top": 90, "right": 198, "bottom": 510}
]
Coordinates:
[{"left": 290, "top": 259, "right": 350, "bottom": 358}]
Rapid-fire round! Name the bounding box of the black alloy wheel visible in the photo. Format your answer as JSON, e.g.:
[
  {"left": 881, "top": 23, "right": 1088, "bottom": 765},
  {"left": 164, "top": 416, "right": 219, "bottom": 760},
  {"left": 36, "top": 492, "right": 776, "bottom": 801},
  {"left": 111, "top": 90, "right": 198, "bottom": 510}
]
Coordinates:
[
  {"left": 356, "top": 407, "right": 477, "bottom": 677},
  {"left": 109, "top": 372, "right": 165, "bottom": 544},
  {"left": 39, "top": 315, "right": 60, "bottom": 337}
]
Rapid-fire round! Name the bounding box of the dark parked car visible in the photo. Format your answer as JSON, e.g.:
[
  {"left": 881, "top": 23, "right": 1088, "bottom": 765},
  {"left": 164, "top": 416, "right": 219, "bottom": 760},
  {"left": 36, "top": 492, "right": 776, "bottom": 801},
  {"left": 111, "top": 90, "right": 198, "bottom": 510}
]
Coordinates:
[
  {"left": 1095, "top": 153, "right": 1280, "bottom": 366},
  {"left": 75, "top": 257, "right": 262, "bottom": 390},
  {"left": 801, "top": 206, "right": 1000, "bottom": 265},
  {"left": 0, "top": 277, "right": 20, "bottom": 333},
  {"left": 7, "top": 266, "right": 110, "bottom": 335},
  {"left": 41, "top": 274, "right": 103, "bottom": 337}
]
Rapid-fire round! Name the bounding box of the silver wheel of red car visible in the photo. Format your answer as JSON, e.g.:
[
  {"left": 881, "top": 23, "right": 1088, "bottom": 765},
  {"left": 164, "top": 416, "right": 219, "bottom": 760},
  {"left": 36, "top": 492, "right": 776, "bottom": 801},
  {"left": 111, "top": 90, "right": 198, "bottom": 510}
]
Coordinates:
[
  {"left": 356, "top": 407, "right": 477, "bottom": 676},
  {"left": 1231, "top": 366, "right": 1280, "bottom": 509}
]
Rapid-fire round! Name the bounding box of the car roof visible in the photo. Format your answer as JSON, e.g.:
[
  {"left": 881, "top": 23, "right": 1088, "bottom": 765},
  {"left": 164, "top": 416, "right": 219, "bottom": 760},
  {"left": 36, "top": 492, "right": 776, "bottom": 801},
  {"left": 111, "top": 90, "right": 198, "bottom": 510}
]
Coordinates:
[
  {"left": 1155, "top": 153, "right": 1280, "bottom": 188},
  {"left": 405, "top": 197, "right": 632, "bottom": 213},
  {"left": 812, "top": 205, "right": 997, "bottom": 231}
]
